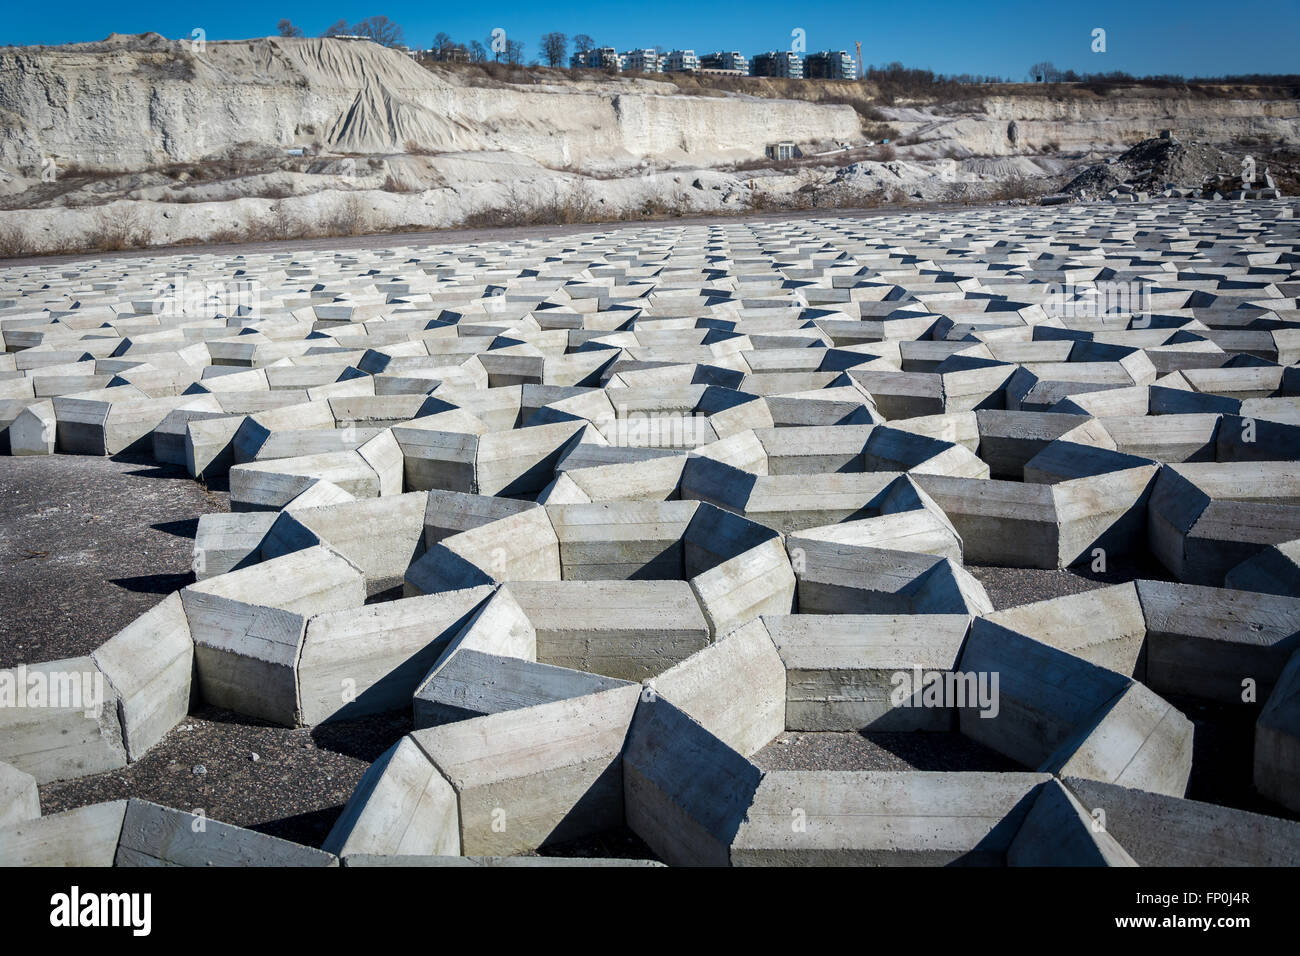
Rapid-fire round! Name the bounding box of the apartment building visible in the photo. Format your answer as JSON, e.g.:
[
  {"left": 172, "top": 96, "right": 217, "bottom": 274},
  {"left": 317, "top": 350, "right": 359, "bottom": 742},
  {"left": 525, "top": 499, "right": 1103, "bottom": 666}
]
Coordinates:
[
  {"left": 804, "top": 50, "right": 857, "bottom": 80},
  {"left": 570, "top": 46, "right": 626, "bottom": 70},
  {"left": 662, "top": 49, "right": 699, "bottom": 72},
  {"left": 622, "top": 49, "right": 663, "bottom": 73},
  {"left": 751, "top": 50, "right": 804, "bottom": 78},
  {"left": 699, "top": 51, "right": 748, "bottom": 74}
]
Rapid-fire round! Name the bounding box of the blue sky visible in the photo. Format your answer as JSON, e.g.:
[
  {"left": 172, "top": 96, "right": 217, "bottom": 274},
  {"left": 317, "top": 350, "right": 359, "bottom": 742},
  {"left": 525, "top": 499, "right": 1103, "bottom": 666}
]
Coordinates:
[{"left": 7, "top": 0, "right": 1299, "bottom": 78}]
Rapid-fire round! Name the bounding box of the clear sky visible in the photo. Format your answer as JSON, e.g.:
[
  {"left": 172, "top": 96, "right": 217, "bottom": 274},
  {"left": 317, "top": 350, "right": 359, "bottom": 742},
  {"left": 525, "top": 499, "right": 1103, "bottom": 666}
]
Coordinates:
[{"left": 6, "top": 0, "right": 1299, "bottom": 78}]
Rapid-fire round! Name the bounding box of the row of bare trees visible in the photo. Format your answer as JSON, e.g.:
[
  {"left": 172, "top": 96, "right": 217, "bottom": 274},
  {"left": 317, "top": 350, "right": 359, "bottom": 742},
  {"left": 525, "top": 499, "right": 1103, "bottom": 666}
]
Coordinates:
[
  {"left": 276, "top": 16, "right": 405, "bottom": 48},
  {"left": 274, "top": 19, "right": 599, "bottom": 68}
]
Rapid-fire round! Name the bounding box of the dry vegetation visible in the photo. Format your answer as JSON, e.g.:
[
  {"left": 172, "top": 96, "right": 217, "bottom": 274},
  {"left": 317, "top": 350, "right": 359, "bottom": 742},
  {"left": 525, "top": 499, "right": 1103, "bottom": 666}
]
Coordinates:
[{"left": 88, "top": 206, "right": 154, "bottom": 251}]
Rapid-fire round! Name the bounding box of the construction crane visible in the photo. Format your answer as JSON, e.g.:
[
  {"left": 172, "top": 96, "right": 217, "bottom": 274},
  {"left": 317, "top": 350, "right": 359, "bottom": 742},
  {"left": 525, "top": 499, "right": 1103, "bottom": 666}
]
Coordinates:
[{"left": 855, "top": 40, "right": 862, "bottom": 80}]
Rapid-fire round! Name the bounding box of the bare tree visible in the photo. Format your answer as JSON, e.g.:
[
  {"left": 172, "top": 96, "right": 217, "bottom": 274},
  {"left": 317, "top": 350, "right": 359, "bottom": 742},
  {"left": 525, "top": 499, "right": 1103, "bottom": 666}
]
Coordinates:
[
  {"left": 353, "top": 16, "right": 406, "bottom": 48},
  {"left": 1028, "top": 61, "right": 1060, "bottom": 83},
  {"left": 277, "top": 19, "right": 304, "bottom": 38},
  {"left": 573, "top": 34, "right": 594, "bottom": 55},
  {"left": 432, "top": 32, "right": 452, "bottom": 56},
  {"left": 540, "top": 32, "right": 567, "bottom": 68},
  {"left": 321, "top": 19, "right": 349, "bottom": 38},
  {"left": 470, "top": 40, "right": 487, "bottom": 63},
  {"left": 505, "top": 38, "right": 525, "bottom": 66}
]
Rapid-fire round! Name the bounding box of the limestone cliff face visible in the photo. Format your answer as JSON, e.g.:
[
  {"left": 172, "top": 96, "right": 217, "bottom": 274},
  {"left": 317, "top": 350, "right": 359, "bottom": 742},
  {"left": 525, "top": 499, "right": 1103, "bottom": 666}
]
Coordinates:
[
  {"left": 890, "top": 93, "right": 1300, "bottom": 157},
  {"left": 0, "top": 35, "right": 862, "bottom": 172}
]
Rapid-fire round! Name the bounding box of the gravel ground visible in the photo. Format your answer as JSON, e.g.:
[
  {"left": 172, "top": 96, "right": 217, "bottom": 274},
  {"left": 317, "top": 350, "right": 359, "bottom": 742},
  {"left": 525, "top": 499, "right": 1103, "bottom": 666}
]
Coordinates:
[
  {"left": 969, "top": 554, "right": 1175, "bottom": 611},
  {"left": 753, "top": 731, "right": 1019, "bottom": 773},
  {"left": 0, "top": 453, "right": 226, "bottom": 666},
  {"left": 39, "top": 705, "right": 411, "bottom": 847}
]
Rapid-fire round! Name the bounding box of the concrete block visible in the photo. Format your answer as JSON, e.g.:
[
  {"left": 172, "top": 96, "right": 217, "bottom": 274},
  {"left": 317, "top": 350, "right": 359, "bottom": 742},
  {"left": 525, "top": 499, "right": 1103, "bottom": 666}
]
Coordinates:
[
  {"left": 0, "top": 657, "right": 126, "bottom": 783},
  {"left": 509, "top": 580, "right": 710, "bottom": 680},
  {"left": 646, "top": 618, "right": 785, "bottom": 757},
  {"left": 957, "top": 619, "right": 1131, "bottom": 768},
  {"left": 412, "top": 684, "right": 640, "bottom": 855},
  {"left": 790, "top": 538, "right": 990, "bottom": 616},
  {"left": 261, "top": 492, "right": 428, "bottom": 597},
  {"left": 1225, "top": 539, "right": 1300, "bottom": 598},
  {"left": 193, "top": 511, "right": 276, "bottom": 581},
  {"left": 1148, "top": 462, "right": 1300, "bottom": 585},
  {"left": 0, "top": 761, "right": 39, "bottom": 828},
  {"left": 622, "top": 696, "right": 762, "bottom": 866},
  {"left": 298, "top": 586, "right": 493, "bottom": 725},
  {"left": 1044, "top": 680, "right": 1193, "bottom": 797},
  {"left": 115, "top": 799, "right": 336, "bottom": 866},
  {"left": 731, "top": 771, "right": 1049, "bottom": 866},
  {"left": 548, "top": 500, "right": 695, "bottom": 580},
  {"left": 422, "top": 490, "right": 540, "bottom": 548},
  {"left": 229, "top": 450, "right": 384, "bottom": 511},
  {"left": 1064, "top": 776, "right": 1300, "bottom": 866},
  {"left": 767, "top": 613, "right": 973, "bottom": 731},
  {"left": 405, "top": 506, "right": 560, "bottom": 595},
  {"left": 91, "top": 593, "right": 193, "bottom": 760},
  {"left": 1255, "top": 649, "right": 1300, "bottom": 813},
  {"left": 391, "top": 409, "right": 489, "bottom": 492},
  {"left": 8, "top": 400, "right": 56, "bottom": 455},
  {"left": 322, "top": 736, "right": 461, "bottom": 858},
  {"left": 1005, "top": 779, "right": 1137, "bottom": 867},
  {"left": 0, "top": 801, "right": 127, "bottom": 867},
  {"left": 414, "top": 648, "right": 630, "bottom": 728},
  {"left": 476, "top": 420, "right": 588, "bottom": 496},
  {"left": 181, "top": 546, "right": 365, "bottom": 725},
  {"left": 1137, "top": 580, "right": 1300, "bottom": 704},
  {"left": 685, "top": 503, "right": 796, "bottom": 636},
  {"left": 986, "top": 584, "right": 1147, "bottom": 680}
]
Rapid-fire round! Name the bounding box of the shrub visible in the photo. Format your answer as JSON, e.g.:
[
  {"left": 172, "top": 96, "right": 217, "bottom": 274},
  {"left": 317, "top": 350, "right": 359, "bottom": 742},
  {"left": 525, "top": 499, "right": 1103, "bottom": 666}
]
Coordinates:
[
  {"left": 87, "top": 206, "right": 154, "bottom": 251},
  {"left": 0, "top": 222, "right": 33, "bottom": 258}
]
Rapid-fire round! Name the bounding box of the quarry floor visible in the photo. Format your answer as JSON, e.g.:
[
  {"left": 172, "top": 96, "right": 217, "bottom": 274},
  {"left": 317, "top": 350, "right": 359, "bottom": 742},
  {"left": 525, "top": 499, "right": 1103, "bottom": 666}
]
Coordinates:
[
  {"left": 3, "top": 453, "right": 1291, "bottom": 849},
  {"left": 2, "top": 199, "right": 983, "bottom": 270}
]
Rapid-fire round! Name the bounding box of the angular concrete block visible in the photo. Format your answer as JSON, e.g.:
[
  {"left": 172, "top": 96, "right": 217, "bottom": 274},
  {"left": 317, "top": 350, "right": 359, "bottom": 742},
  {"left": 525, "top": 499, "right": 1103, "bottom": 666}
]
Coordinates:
[
  {"left": 731, "top": 771, "right": 1050, "bottom": 866},
  {"left": 646, "top": 618, "right": 786, "bottom": 757},
  {"left": 1225, "top": 539, "right": 1300, "bottom": 598},
  {"left": 767, "top": 613, "right": 973, "bottom": 731},
  {"left": 91, "top": 593, "right": 194, "bottom": 760},
  {"left": 685, "top": 503, "right": 796, "bottom": 636},
  {"left": 297, "top": 586, "right": 493, "bottom": 725},
  {"left": 405, "top": 506, "right": 560, "bottom": 595},
  {"left": 181, "top": 546, "right": 365, "bottom": 725},
  {"left": 1137, "top": 580, "right": 1300, "bottom": 704},
  {"left": 957, "top": 619, "right": 1131, "bottom": 769},
  {"left": 0, "top": 657, "right": 126, "bottom": 783},
  {"left": 0, "top": 801, "right": 127, "bottom": 867},
  {"left": 985, "top": 584, "right": 1147, "bottom": 680},
  {"left": 193, "top": 511, "right": 277, "bottom": 580},
  {"left": 1255, "top": 649, "right": 1300, "bottom": 813},
  {"left": 9, "top": 400, "right": 56, "bottom": 455},
  {"left": 413, "top": 684, "right": 640, "bottom": 856},
  {"left": 1064, "top": 776, "right": 1300, "bottom": 866},
  {"left": 322, "top": 736, "right": 461, "bottom": 858},
  {"left": 0, "top": 761, "right": 39, "bottom": 828},
  {"left": 1005, "top": 779, "right": 1137, "bottom": 867},
  {"left": 115, "top": 799, "right": 336, "bottom": 866},
  {"left": 414, "top": 649, "right": 630, "bottom": 728},
  {"left": 261, "top": 492, "right": 428, "bottom": 597},
  {"left": 510, "top": 580, "right": 710, "bottom": 680},
  {"left": 1044, "top": 681, "right": 1193, "bottom": 798},
  {"left": 622, "top": 697, "right": 762, "bottom": 867},
  {"left": 548, "top": 500, "right": 695, "bottom": 580}
]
